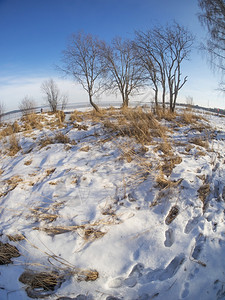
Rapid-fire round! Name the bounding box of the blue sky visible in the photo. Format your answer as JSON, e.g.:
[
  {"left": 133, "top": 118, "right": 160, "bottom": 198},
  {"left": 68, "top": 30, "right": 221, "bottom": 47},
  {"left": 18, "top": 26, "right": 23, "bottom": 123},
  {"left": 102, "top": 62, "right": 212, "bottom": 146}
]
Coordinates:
[{"left": 0, "top": 0, "right": 223, "bottom": 111}]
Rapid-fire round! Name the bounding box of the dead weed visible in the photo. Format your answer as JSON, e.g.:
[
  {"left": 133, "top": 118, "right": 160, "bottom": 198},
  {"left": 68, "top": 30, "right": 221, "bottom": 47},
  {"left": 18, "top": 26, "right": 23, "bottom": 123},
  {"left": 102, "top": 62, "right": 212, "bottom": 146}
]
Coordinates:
[
  {"left": 19, "top": 270, "right": 64, "bottom": 298},
  {"left": 8, "top": 134, "right": 21, "bottom": 156},
  {"left": 0, "top": 241, "right": 20, "bottom": 264},
  {"left": 190, "top": 137, "right": 209, "bottom": 148}
]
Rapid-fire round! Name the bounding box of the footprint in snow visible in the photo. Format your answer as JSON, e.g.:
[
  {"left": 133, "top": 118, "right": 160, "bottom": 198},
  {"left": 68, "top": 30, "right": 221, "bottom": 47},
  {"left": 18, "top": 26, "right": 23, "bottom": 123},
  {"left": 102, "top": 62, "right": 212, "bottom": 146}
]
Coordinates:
[
  {"left": 142, "top": 254, "right": 185, "bottom": 283},
  {"left": 158, "top": 253, "right": 185, "bottom": 281},
  {"left": 181, "top": 282, "right": 190, "bottom": 298},
  {"left": 184, "top": 216, "right": 200, "bottom": 234},
  {"left": 192, "top": 234, "right": 206, "bottom": 260},
  {"left": 108, "top": 263, "right": 144, "bottom": 289},
  {"left": 180, "top": 267, "right": 199, "bottom": 299},
  {"left": 108, "top": 254, "right": 185, "bottom": 292},
  {"left": 165, "top": 205, "right": 179, "bottom": 225},
  {"left": 164, "top": 228, "right": 175, "bottom": 247}
]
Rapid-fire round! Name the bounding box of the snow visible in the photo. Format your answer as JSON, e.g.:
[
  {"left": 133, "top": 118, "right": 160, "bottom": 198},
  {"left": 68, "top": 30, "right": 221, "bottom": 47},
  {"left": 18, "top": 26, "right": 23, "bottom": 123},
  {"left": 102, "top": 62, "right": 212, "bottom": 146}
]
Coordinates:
[{"left": 0, "top": 108, "right": 225, "bottom": 299}]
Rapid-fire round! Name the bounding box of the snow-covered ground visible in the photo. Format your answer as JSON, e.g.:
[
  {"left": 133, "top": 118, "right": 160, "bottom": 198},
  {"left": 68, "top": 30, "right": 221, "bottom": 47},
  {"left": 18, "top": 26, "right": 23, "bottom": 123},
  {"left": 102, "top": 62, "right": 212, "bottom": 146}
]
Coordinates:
[{"left": 0, "top": 108, "right": 225, "bottom": 300}]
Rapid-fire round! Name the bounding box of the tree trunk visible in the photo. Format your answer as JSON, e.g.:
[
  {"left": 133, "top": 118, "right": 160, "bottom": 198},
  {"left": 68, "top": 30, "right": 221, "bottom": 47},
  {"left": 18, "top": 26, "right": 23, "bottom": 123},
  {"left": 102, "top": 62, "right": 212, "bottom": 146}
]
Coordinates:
[
  {"left": 169, "top": 92, "right": 173, "bottom": 112},
  {"left": 122, "top": 93, "right": 129, "bottom": 107},
  {"left": 153, "top": 84, "right": 158, "bottom": 108},
  {"left": 162, "top": 86, "right": 166, "bottom": 111},
  {"left": 172, "top": 90, "right": 178, "bottom": 112},
  {"left": 89, "top": 94, "right": 100, "bottom": 112}
]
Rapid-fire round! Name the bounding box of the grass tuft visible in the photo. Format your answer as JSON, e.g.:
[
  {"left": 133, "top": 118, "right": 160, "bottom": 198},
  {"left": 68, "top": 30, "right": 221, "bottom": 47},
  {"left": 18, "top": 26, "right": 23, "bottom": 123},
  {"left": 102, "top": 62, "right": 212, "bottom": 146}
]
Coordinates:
[
  {"left": 0, "top": 241, "right": 20, "bottom": 264},
  {"left": 8, "top": 134, "right": 21, "bottom": 156}
]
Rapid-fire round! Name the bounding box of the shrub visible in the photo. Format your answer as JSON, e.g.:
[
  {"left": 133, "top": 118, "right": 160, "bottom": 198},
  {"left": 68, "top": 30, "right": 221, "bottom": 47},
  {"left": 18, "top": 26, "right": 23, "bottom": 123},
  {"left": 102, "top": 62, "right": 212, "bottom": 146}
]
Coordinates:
[
  {"left": 8, "top": 134, "right": 21, "bottom": 156},
  {"left": 22, "top": 113, "right": 43, "bottom": 130},
  {"left": 54, "top": 132, "right": 70, "bottom": 144},
  {"left": 12, "top": 121, "right": 20, "bottom": 133}
]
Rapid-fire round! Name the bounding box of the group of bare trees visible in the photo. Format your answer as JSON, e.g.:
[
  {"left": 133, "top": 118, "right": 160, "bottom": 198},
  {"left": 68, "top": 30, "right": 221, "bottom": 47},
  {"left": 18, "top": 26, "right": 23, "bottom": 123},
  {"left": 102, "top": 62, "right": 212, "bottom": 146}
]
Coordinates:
[
  {"left": 134, "top": 23, "right": 194, "bottom": 112},
  {"left": 18, "top": 79, "right": 68, "bottom": 115},
  {"left": 61, "top": 22, "right": 194, "bottom": 112}
]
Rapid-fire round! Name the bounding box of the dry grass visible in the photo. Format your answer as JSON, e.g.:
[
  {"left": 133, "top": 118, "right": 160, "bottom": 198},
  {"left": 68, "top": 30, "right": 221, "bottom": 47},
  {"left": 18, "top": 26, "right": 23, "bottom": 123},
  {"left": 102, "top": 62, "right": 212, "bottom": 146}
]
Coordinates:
[
  {"left": 7, "top": 234, "right": 25, "bottom": 242},
  {"left": 185, "top": 144, "right": 195, "bottom": 152},
  {"left": 190, "top": 137, "right": 209, "bottom": 149},
  {"left": 15, "top": 233, "right": 99, "bottom": 298},
  {"left": 29, "top": 207, "right": 58, "bottom": 223},
  {"left": 57, "top": 110, "right": 65, "bottom": 123},
  {"left": 32, "top": 224, "right": 106, "bottom": 242},
  {"left": 24, "top": 123, "right": 32, "bottom": 131},
  {"left": 179, "top": 109, "right": 209, "bottom": 127},
  {"left": 0, "top": 124, "right": 13, "bottom": 139},
  {"left": 6, "top": 175, "right": 23, "bottom": 187},
  {"left": 0, "top": 241, "right": 20, "bottom": 264},
  {"left": 180, "top": 110, "right": 196, "bottom": 124},
  {"left": 46, "top": 168, "right": 56, "bottom": 176},
  {"left": 198, "top": 184, "right": 210, "bottom": 204},
  {"left": 83, "top": 228, "right": 106, "bottom": 241},
  {"left": 79, "top": 145, "right": 90, "bottom": 152},
  {"left": 39, "top": 133, "right": 73, "bottom": 149},
  {"left": 54, "top": 132, "right": 70, "bottom": 144},
  {"left": 19, "top": 270, "right": 64, "bottom": 298},
  {"left": 73, "top": 123, "right": 88, "bottom": 130},
  {"left": 77, "top": 269, "right": 99, "bottom": 282},
  {"left": 155, "top": 171, "right": 183, "bottom": 189},
  {"left": 156, "top": 108, "right": 177, "bottom": 122},
  {"left": 103, "top": 107, "right": 167, "bottom": 145},
  {"left": 24, "top": 160, "right": 32, "bottom": 166},
  {"left": 39, "top": 136, "right": 53, "bottom": 149},
  {"left": 196, "top": 150, "right": 206, "bottom": 156},
  {"left": 12, "top": 121, "right": 20, "bottom": 133},
  {"left": 161, "top": 155, "right": 182, "bottom": 176},
  {"left": 22, "top": 113, "right": 44, "bottom": 130},
  {"left": 155, "top": 140, "right": 172, "bottom": 155},
  {"left": 0, "top": 175, "right": 23, "bottom": 198},
  {"left": 70, "top": 110, "right": 84, "bottom": 122},
  {"left": 165, "top": 205, "right": 180, "bottom": 225},
  {"left": 8, "top": 134, "right": 21, "bottom": 156}
]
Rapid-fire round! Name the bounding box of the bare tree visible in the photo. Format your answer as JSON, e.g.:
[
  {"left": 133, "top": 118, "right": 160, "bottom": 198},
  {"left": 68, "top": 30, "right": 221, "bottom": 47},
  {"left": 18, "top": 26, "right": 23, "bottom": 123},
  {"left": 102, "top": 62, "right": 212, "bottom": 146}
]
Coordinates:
[
  {"left": 0, "top": 101, "right": 5, "bottom": 123},
  {"left": 61, "top": 94, "right": 68, "bottom": 111},
  {"left": 134, "top": 30, "right": 168, "bottom": 109},
  {"left": 19, "top": 96, "right": 36, "bottom": 116},
  {"left": 135, "top": 23, "right": 194, "bottom": 112},
  {"left": 41, "top": 79, "right": 67, "bottom": 113},
  {"left": 61, "top": 32, "right": 104, "bottom": 112},
  {"left": 100, "top": 37, "right": 146, "bottom": 107},
  {"left": 163, "top": 23, "right": 194, "bottom": 112},
  {"left": 198, "top": 0, "right": 225, "bottom": 87},
  {"left": 186, "top": 95, "right": 194, "bottom": 107}
]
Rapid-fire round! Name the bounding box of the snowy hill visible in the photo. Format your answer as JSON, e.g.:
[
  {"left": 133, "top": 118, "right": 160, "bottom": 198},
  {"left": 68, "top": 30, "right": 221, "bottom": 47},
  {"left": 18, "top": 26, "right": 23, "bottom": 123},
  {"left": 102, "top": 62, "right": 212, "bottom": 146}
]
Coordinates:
[{"left": 0, "top": 107, "right": 225, "bottom": 300}]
